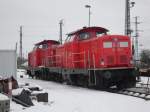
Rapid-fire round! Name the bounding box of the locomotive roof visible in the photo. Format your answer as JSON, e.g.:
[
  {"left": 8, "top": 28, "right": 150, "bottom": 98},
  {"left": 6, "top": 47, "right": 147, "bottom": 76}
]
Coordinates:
[
  {"left": 35, "top": 40, "right": 60, "bottom": 45},
  {"left": 67, "top": 26, "right": 109, "bottom": 36}
]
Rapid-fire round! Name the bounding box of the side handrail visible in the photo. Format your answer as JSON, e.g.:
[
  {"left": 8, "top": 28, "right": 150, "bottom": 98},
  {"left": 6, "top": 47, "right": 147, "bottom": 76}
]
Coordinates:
[
  {"left": 71, "top": 51, "right": 86, "bottom": 68},
  {"left": 46, "top": 55, "right": 62, "bottom": 66}
]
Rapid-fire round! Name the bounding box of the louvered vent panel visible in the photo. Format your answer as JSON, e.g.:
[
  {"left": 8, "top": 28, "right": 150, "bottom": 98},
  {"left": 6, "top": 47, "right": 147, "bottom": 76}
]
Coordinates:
[
  {"left": 120, "top": 55, "right": 127, "bottom": 63},
  {"left": 107, "top": 56, "right": 114, "bottom": 65}
]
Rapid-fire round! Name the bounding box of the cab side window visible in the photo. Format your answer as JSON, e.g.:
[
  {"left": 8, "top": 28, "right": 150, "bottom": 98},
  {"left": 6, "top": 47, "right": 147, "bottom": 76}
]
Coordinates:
[
  {"left": 96, "top": 31, "right": 106, "bottom": 37},
  {"left": 103, "top": 42, "right": 112, "bottom": 48},
  {"left": 42, "top": 44, "right": 48, "bottom": 49},
  {"left": 119, "top": 42, "right": 128, "bottom": 47},
  {"left": 65, "top": 35, "right": 75, "bottom": 42},
  {"left": 79, "top": 32, "right": 90, "bottom": 40}
]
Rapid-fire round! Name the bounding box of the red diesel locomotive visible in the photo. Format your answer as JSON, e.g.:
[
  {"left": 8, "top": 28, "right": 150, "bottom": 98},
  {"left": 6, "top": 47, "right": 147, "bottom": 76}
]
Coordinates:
[{"left": 28, "top": 26, "right": 136, "bottom": 89}]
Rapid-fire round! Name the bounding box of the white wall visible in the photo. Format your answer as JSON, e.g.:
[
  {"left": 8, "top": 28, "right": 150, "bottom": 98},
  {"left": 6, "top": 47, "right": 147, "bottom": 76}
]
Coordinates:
[{"left": 0, "top": 50, "right": 17, "bottom": 79}]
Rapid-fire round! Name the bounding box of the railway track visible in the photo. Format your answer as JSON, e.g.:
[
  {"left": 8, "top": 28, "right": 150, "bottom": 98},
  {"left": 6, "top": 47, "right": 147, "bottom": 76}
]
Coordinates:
[
  {"left": 118, "top": 87, "right": 150, "bottom": 100},
  {"left": 108, "top": 82, "right": 150, "bottom": 100},
  {"left": 19, "top": 76, "right": 150, "bottom": 101}
]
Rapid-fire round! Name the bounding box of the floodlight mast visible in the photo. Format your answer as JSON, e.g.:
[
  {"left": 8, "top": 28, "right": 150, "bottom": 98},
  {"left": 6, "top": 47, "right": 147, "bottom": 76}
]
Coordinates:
[
  {"left": 125, "top": 0, "right": 135, "bottom": 36},
  {"left": 85, "top": 5, "right": 91, "bottom": 27},
  {"left": 59, "top": 20, "right": 63, "bottom": 44}
]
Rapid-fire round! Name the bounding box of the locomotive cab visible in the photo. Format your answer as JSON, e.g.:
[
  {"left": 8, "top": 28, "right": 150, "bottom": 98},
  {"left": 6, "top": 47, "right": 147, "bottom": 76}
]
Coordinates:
[
  {"left": 65, "top": 26, "right": 108, "bottom": 42},
  {"left": 63, "top": 27, "right": 108, "bottom": 69}
]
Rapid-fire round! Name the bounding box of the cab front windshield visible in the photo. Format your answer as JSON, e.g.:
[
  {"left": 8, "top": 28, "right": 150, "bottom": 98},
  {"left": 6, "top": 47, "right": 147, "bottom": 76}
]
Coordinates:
[
  {"left": 65, "top": 35, "right": 75, "bottom": 42},
  {"left": 33, "top": 44, "right": 48, "bottom": 50},
  {"left": 96, "top": 31, "right": 107, "bottom": 37}
]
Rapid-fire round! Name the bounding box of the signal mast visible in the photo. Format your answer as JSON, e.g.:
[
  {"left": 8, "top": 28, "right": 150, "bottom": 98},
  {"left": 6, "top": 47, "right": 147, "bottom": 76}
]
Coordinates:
[{"left": 125, "top": 0, "right": 135, "bottom": 36}]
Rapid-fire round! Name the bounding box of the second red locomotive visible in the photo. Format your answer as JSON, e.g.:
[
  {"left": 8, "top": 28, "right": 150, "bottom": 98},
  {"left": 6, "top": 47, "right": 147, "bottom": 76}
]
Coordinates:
[{"left": 28, "top": 26, "right": 136, "bottom": 89}]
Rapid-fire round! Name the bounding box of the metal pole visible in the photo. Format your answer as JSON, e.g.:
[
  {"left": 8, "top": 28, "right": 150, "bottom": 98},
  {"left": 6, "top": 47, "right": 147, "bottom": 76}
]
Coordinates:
[
  {"left": 19, "top": 26, "right": 23, "bottom": 64},
  {"left": 85, "top": 5, "right": 91, "bottom": 27},
  {"left": 15, "top": 42, "right": 17, "bottom": 52},
  {"left": 134, "top": 16, "right": 140, "bottom": 61},
  {"left": 59, "top": 20, "right": 63, "bottom": 44},
  {"left": 125, "top": 0, "right": 135, "bottom": 36},
  {"left": 125, "top": 0, "right": 130, "bottom": 36},
  {"left": 89, "top": 7, "right": 91, "bottom": 27}
]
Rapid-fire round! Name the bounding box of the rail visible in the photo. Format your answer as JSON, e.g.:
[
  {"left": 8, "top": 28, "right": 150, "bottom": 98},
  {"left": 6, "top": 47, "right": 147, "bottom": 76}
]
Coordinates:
[{"left": 107, "top": 76, "right": 150, "bottom": 101}]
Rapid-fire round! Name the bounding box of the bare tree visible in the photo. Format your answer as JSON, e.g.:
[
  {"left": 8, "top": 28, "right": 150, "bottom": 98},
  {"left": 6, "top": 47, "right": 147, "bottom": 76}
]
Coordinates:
[{"left": 140, "top": 49, "right": 150, "bottom": 67}]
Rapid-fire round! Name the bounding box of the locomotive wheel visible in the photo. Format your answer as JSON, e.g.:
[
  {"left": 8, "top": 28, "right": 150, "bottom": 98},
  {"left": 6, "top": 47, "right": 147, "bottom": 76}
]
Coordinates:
[
  {"left": 95, "top": 75, "right": 103, "bottom": 89},
  {"left": 95, "top": 72, "right": 111, "bottom": 89},
  {"left": 103, "top": 78, "right": 110, "bottom": 89},
  {"left": 116, "top": 81, "right": 126, "bottom": 90},
  {"left": 64, "top": 74, "right": 72, "bottom": 85},
  {"left": 116, "top": 80, "right": 135, "bottom": 90},
  {"left": 58, "top": 74, "right": 63, "bottom": 83},
  {"left": 117, "top": 71, "right": 136, "bottom": 89},
  {"left": 66, "top": 79, "right": 71, "bottom": 85},
  {"left": 83, "top": 76, "right": 89, "bottom": 88},
  {"left": 70, "top": 74, "right": 78, "bottom": 85}
]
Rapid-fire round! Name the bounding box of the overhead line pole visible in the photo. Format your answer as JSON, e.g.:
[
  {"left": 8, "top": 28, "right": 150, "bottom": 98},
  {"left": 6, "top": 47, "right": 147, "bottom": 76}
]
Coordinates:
[
  {"left": 85, "top": 5, "right": 91, "bottom": 27},
  {"left": 19, "top": 26, "right": 23, "bottom": 64},
  {"left": 59, "top": 20, "right": 63, "bottom": 44},
  {"left": 125, "top": 0, "right": 130, "bottom": 36},
  {"left": 125, "top": 0, "right": 135, "bottom": 36},
  {"left": 133, "top": 16, "right": 141, "bottom": 61}
]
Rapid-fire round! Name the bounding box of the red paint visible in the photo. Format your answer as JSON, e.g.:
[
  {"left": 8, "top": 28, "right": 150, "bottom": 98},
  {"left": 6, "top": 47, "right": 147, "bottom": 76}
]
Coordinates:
[{"left": 28, "top": 27, "right": 133, "bottom": 70}]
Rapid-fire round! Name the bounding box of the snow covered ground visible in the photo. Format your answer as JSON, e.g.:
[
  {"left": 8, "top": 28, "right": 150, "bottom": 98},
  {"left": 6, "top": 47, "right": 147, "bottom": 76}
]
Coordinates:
[
  {"left": 10, "top": 77, "right": 150, "bottom": 112},
  {"left": 17, "top": 69, "right": 28, "bottom": 79}
]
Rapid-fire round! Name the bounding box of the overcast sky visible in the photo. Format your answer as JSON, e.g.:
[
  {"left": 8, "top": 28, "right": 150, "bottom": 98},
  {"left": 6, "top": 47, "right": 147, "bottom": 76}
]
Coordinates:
[{"left": 0, "top": 0, "right": 150, "bottom": 57}]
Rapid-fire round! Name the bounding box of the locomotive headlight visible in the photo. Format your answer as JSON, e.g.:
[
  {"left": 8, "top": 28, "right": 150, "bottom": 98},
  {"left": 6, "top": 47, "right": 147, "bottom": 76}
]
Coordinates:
[{"left": 100, "top": 59, "right": 104, "bottom": 65}]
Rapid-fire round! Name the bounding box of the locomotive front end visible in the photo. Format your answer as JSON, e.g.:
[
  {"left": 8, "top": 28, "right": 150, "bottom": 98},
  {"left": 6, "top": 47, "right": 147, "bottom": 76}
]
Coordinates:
[{"left": 95, "top": 35, "right": 136, "bottom": 89}]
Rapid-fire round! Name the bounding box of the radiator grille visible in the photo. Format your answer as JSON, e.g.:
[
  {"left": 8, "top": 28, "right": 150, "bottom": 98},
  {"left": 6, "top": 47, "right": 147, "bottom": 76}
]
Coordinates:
[
  {"left": 107, "top": 56, "right": 114, "bottom": 65},
  {"left": 120, "top": 55, "right": 127, "bottom": 63}
]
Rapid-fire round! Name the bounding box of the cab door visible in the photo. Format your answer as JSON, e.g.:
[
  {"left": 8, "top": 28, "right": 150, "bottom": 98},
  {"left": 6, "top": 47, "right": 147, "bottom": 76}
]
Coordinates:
[
  {"left": 77, "top": 32, "right": 91, "bottom": 68},
  {"left": 63, "top": 35, "right": 77, "bottom": 69},
  {"left": 64, "top": 42, "right": 73, "bottom": 68}
]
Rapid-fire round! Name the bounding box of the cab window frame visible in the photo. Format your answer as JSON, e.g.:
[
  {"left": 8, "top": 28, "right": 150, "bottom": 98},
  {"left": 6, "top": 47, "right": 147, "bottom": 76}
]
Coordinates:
[
  {"left": 119, "top": 41, "right": 128, "bottom": 47},
  {"left": 42, "top": 44, "right": 48, "bottom": 49},
  {"left": 65, "top": 34, "right": 75, "bottom": 42},
  {"left": 96, "top": 31, "right": 106, "bottom": 37},
  {"left": 103, "top": 41, "right": 113, "bottom": 48},
  {"left": 78, "top": 32, "right": 90, "bottom": 40}
]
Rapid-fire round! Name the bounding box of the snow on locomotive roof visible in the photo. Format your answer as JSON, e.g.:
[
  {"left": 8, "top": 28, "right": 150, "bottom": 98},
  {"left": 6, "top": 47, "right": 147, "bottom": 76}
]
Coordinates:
[
  {"left": 67, "top": 26, "right": 109, "bottom": 36},
  {"left": 35, "top": 40, "right": 60, "bottom": 45}
]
